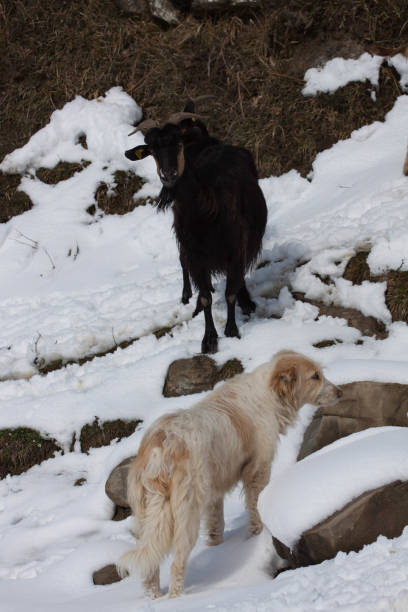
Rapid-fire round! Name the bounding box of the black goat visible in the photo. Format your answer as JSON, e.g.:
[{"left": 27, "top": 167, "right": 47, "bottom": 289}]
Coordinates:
[{"left": 125, "top": 109, "right": 267, "bottom": 353}]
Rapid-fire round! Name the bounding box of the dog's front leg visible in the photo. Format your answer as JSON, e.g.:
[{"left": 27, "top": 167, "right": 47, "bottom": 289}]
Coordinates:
[
  {"left": 241, "top": 461, "right": 271, "bottom": 536},
  {"left": 205, "top": 497, "right": 225, "bottom": 546}
]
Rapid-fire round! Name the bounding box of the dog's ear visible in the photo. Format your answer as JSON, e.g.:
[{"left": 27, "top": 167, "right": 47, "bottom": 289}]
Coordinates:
[
  {"left": 125, "top": 145, "right": 150, "bottom": 161},
  {"left": 270, "top": 362, "right": 297, "bottom": 402}
]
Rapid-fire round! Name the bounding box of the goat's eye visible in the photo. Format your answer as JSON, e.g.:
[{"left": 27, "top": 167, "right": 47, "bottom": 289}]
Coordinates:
[{"left": 312, "top": 372, "right": 320, "bottom": 380}]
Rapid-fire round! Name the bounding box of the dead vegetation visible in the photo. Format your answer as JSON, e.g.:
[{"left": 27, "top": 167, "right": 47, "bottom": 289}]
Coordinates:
[
  {"left": 94, "top": 170, "right": 146, "bottom": 215},
  {"left": 1, "top": 0, "right": 407, "bottom": 209},
  {"left": 344, "top": 251, "right": 408, "bottom": 323}
]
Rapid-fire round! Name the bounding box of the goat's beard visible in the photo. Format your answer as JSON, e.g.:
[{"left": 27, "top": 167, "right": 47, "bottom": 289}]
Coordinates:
[{"left": 154, "top": 187, "right": 174, "bottom": 211}]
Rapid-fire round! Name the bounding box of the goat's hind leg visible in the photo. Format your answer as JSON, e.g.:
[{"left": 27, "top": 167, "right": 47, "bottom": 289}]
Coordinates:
[
  {"left": 237, "top": 282, "right": 256, "bottom": 315},
  {"left": 224, "top": 272, "right": 244, "bottom": 339}
]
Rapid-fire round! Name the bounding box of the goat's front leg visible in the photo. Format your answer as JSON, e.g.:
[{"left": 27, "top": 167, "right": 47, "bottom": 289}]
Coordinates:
[
  {"left": 179, "top": 246, "right": 192, "bottom": 305},
  {"left": 200, "top": 292, "right": 218, "bottom": 353}
]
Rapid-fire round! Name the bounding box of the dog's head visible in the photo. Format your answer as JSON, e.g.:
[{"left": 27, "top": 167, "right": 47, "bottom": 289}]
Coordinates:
[{"left": 270, "top": 350, "right": 342, "bottom": 409}]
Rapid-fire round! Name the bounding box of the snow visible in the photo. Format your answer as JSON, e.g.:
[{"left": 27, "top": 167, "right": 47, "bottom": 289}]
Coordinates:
[
  {"left": 303, "top": 52, "right": 408, "bottom": 96},
  {"left": 1, "top": 81, "right": 408, "bottom": 610},
  {"left": 260, "top": 427, "right": 408, "bottom": 548}
]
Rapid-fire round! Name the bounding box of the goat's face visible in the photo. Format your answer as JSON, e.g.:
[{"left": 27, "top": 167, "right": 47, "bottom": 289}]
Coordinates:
[{"left": 125, "top": 124, "right": 185, "bottom": 188}]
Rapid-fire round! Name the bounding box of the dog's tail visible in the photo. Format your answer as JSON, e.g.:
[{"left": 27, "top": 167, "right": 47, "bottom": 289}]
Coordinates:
[{"left": 117, "top": 429, "right": 195, "bottom": 582}]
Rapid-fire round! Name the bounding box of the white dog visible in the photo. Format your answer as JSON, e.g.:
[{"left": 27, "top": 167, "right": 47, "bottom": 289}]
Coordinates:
[{"left": 117, "top": 350, "right": 342, "bottom": 598}]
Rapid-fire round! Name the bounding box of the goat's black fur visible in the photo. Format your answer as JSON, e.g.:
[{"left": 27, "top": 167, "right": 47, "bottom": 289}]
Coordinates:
[{"left": 125, "top": 118, "right": 267, "bottom": 354}]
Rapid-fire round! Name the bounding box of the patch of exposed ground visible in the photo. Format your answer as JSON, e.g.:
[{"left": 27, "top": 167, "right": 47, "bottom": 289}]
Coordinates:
[
  {"left": 0, "top": 427, "right": 61, "bottom": 479},
  {"left": 344, "top": 251, "right": 408, "bottom": 323},
  {"left": 94, "top": 170, "right": 146, "bottom": 215},
  {"left": 36, "top": 161, "right": 91, "bottom": 184},
  {"left": 78, "top": 418, "right": 141, "bottom": 453},
  {"left": 0, "top": 173, "right": 33, "bottom": 223}
]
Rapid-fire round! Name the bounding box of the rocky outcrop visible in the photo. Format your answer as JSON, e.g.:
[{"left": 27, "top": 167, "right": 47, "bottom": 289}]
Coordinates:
[
  {"left": 298, "top": 381, "right": 408, "bottom": 459},
  {"left": 273, "top": 480, "right": 408, "bottom": 568}
]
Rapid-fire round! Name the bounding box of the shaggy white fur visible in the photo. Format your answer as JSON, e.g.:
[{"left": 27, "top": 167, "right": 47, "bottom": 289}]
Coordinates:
[{"left": 117, "top": 350, "right": 342, "bottom": 598}]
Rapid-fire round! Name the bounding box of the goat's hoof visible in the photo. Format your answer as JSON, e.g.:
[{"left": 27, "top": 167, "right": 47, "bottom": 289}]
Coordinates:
[
  {"left": 201, "top": 335, "right": 218, "bottom": 354},
  {"left": 193, "top": 303, "right": 203, "bottom": 317},
  {"left": 225, "top": 323, "right": 240, "bottom": 339},
  {"left": 239, "top": 300, "right": 256, "bottom": 316}
]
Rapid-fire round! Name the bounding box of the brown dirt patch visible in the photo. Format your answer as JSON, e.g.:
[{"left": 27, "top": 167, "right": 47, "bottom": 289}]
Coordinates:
[
  {"left": 79, "top": 418, "right": 142, "bottom": 453},
  {"left": 36, "top": 161, "right": 91, "bottom": 185},
  {"left": 94, "top": 170, "right": 146, "bottom": 215},
  {"left": 0, "top": 427, "right": 61, "bottom": 479},
  {"left": 0, "top": 173, "right": 33, "bottom": 223}
]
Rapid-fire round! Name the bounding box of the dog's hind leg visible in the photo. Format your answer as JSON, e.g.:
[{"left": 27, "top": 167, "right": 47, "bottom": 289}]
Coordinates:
[
  {"left": 168, "top": 471, "right": 200, "bottom": 597},
  {"left": 205, "top": 496, "right": 224, "bottom": 546},
  {"left": 143, "top": 566, "right": 161, "bottom": 599}
]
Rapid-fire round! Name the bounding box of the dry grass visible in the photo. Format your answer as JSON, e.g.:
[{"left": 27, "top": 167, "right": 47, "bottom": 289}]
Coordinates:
[
  {"left": 1, "top": 0, "right": 407, "bottom": 196},
  {"left": 344, "top": 251, "right": 408, "bottom": 323}
]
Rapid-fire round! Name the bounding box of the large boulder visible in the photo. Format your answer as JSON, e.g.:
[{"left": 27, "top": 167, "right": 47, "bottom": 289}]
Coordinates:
[
  {"left": 298, "top": 381, "right": 408, "bottom": 460},
  {"left": 93, "top": 564, "right": 122, "bottom": 585},
  {"left": 273, "top": 480, "right": 408, "bottom": 568},
  {"left": 105, "top": 456, "right": 136, "bottom": 508},
  {"left": 162, "top": 355, "right": 243, "bottom": 397}
]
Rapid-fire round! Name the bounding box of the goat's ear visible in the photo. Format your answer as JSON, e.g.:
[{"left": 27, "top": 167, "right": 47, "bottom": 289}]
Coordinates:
[
  {"left": 125, "top": 146, "right": 150, "bottom": 161},
  {"left": 270, "top": 363, "right": 297, "bottom": 401}
]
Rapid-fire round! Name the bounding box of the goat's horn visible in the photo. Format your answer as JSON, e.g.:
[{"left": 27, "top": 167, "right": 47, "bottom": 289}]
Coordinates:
[
  {"left": 184, "top": 95, "right": 215, "bottom": 112},
  {"left": 166, "top": 112, "right": 206, "bottom": 125},
  {"left": 191, "top": 95, "right": 215, "bottom": 104},
  {"left": 128, "top": 119, "right": 158, "bottom": 136}
]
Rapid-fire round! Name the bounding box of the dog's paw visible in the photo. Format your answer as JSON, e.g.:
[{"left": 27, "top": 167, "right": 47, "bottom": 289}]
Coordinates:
[
  {"left": 248, "top": 522, "right": 263, "bottom": 537},
  {"left": 168, "top": 588, "right": 184, "bottom": 598},
  {"left": 206, "top": 535, "right": 223, "bottom": 546},
  {"left": 146, "top": 588, "right": 163, "bottom": 599}
]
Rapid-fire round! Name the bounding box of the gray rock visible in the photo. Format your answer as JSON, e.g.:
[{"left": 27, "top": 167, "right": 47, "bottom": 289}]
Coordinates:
[
  {"left": 105, "top": 456, "right": 136, "bottom": 508},
  {"left": 93, "top": 564, "right": 122, "bottom": 585},
  {"left": 163, "top": 355, "right": 219, "bottom": 397},
  {"left": 273, "top": 480, "right": 408, "bottom": 568},
  {"left": 192, "top": 0, "right": 260, "bottom": 10},
  {"left": 298, "top": 381, "right": 408, "bottom": 459},
  {"left": 148, "top": 0, "right": 181, "bottom": 23}
]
